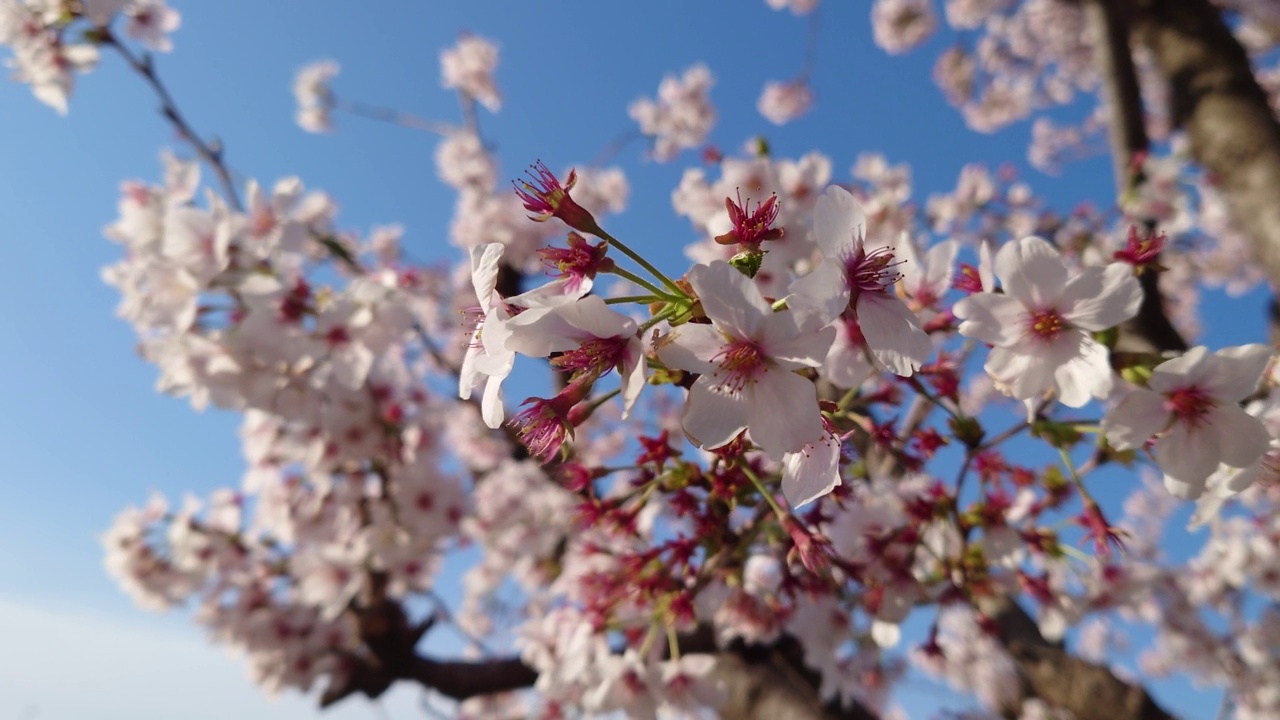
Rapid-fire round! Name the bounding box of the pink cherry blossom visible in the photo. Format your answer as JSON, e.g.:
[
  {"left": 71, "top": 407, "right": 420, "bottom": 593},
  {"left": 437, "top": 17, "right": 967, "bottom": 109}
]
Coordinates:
[
  {"left": 954, "top": 235, "right": 1142, "bottom": 408},
  {"left": 1103, "top": 344, "right": 1273, "bottom": 498},
  {"left": 440, "top": 34, "right": 501, "bottom": 112},
  {"left": 629, "top": 64, "right": 716, "bottom": 162},
  {"left": 656, "top": 260, "right": 834, "bottom": 458},
  {"left": 293, "top": 60, "right": 339, "bottom": 133},
  {"left": 758, "top": 78, "right": 814, "bottom": 126}
]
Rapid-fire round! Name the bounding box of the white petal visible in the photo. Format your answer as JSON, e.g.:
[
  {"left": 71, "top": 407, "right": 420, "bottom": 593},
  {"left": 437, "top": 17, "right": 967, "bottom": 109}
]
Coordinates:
[
  {"left": 746, "top": 369, "right": 824, "bottom": 458},
  {"left": 996, "top": 236, "right": 1066, "bottom": 307},
  {"left": 812, "top": 185, "right": 865, "bottom": 259},
  {"left": 469, "top": 243, "right": 505, "bottom": 307},
  {"left": 1052, "top": 335, "right": 1112, "bottom": 407},
  {"left": 954, "top": 292, "right": 1025, "bottom": 346},
  {"left": 822, "top": 323, "right": 875, "bottom": 389},
  {"left": 762, "top": 316, "right": 835, "bottom": 371},
  {"left": 988, "top": 345, "right": 1054, "bottom": 403},
  {"left": 1061, "top": 263, "right": 1142, "bottom": 331},
  {"left": 787, "top": 260, "right": 849, "bottom": 327},
  {"left": 1154, "top": 423, "right": 1220, "bottom": 490},
  {"left": 1101, "top": 389, "right": 1167, "bottom": 450},
  {"left": 689, "top": 261, "right": 770, "bottom": 339},
  {"left": 656, "top": 324, "right": 724, "bottom": 376},
  {"left": 782, "top": 434, "right": 842, "bottom": 509},
  {"left": 683, "top": 376, "right": 748, "bottom": 450},
  {"left": 1200, "top": 344, "right": 1272, "bottom": 402},
  {"left": 1147, "top": 346, "right": 1210, "bottom": 394},
  {"left": 619, "top": 339, "right": 648, "bottom": 419},
  {"left": 1209, "top": 403, "right": 1271, "bottom": 468},
  {"left": 480, "top": 374, "right": 505, "bottom": 429},
  {"left": 870, "top": 620, "right": 901, "bottom": 649},
  {"left": 857, "top": 292, "right": 931, "bottom": 376}
]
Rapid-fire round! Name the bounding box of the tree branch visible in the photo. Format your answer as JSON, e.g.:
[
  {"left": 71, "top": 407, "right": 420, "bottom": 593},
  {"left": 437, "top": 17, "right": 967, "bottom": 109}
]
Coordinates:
[
  {"left": 1131, "top": 0, "right": 1280, "bottom": 289},
  {"left": 981, "top": 597, "right": 1178, "bottom": 720}
]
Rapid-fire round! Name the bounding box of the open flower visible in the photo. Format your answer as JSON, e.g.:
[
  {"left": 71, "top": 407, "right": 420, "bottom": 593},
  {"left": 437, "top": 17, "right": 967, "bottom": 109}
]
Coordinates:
[
  {"left": 459, "top": 243, "right": 520, "bottom": 429},
  {"left": 954, "top": 235, "right": 1142, "bottom": 408},
  {"left": 656, "top": 261, "right": 834, "bottom": 458},
  {"left": 789, "top": 185, "right": 932, "bottom": 376},
  {"left": 1103, "top": 344, "right": 1272, "bottom": 498}
]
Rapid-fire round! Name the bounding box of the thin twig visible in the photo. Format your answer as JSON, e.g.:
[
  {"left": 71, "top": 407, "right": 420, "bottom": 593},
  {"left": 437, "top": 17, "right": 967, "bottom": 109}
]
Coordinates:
[{"left": 103, "top": 30, "right": 243, "bottom": 211}]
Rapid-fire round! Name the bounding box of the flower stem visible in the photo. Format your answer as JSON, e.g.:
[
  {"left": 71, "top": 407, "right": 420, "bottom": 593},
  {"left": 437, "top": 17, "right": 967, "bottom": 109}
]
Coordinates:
[
  {"left": 741, "top": 462, "right": 788, "bottom": 518},
  {"left": 609, "top": 266, "right": 671, "bottom": 299},
  {"left": 597, "top": 230, "right": 683, "bottom": 295},
  {"left": 604, "top": 294, "right": 661, "bottom": 305}
]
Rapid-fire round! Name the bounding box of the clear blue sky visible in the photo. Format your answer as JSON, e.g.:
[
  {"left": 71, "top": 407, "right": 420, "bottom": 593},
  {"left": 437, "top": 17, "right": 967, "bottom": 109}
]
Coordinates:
[{"left": 0, "top": 1, "right": 1264, "bottom": 718}]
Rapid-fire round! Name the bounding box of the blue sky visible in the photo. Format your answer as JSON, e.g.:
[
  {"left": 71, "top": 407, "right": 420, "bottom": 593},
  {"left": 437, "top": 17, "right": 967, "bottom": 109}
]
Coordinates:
[{"left": 0, "top": 1, "right": 1266, "bottom": 718}]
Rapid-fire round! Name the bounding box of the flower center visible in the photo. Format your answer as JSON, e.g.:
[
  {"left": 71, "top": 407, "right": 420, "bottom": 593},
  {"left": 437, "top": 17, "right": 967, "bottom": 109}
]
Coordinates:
[
  {"left": 1026, "top": 309, "right": 1066, "bottom": 341},
  {"left": 553, "top": 336, "right": 628, "bottom": 378},
  {"left": 845, "top": 244, "right": 901, "bottom": 294},
  {"left": 713, "top": 338, "right": 767, "bottom": 392},
  {"left": 1165, "top": 386, "right": 1214, "bottom": 426}
]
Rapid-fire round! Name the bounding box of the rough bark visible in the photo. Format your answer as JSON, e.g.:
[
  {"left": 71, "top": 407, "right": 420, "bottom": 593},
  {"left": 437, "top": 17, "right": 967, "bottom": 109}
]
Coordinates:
[
  {"left": 1130, "top": 0, "right": 1280, "bottom": 289},
  {"left": 982, "top": 597, "right": 1178, "bottom": 720}
]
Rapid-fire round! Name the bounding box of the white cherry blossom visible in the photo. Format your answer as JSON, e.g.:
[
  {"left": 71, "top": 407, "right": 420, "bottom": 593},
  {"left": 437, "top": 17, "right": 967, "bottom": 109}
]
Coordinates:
[
  {"left": 954, "top": 235, "right": 1142, "bottom": 408},
  {"left": 656, "top": 260, "right": 834, "bottom": 458},
  {"left": 789, "top": 185, "right": 932, "bottom": 376},
  {"left": 1103, "top": 344, "right": 1273, "bottom": 498}
]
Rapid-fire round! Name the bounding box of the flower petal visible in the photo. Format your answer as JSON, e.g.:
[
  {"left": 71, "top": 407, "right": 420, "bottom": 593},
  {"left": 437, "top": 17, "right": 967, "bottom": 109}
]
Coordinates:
[
  {"left": 1061, "top": 263, "right": 1142, "bottom": 331},
  {"left": 1200, "top": 344, "right": 1272, "bottom": 402},
  {"left": 857, "top": 292, "right": 931, "bottom": 376},
  {"left": 812, "top": 185, "right": 866, "bottom": 259},
  {"left": 782, "top": 434, "right": 842, "bottom": 509},
  {"left": 954, "top": 292, "right": 1025, "bottom": 346},
  {"left": 689, "top": 261, "right": 771, "bottom": 338},
  {"left": 1209, "top": 402, "right": 1271, "bottom": 469},
  {"left": 1052, "top": 335, "right": 1113, "bottom": 407},
  {"left": 787, "top": 260, "right": 849, "bottom": 327},
  {"left": 682, "top": 376, "right": 748, "bottom": 450},
  {"left": 996, "top": 236, "right": 1066, "bottom": 307},
  {"left": 746, "top": 369, "right": 824, "bottom": 458},
  {"left": 1147, "top": 346, "right": 1210, "bottom": 394},
  {"left": 1154, "top": 423, "right": 1220, "bottom": 491},
  {"left": 1101, "top": 388, "right": 1167, "bottom": 451},
  {"left": 655, "top": 324, "right": 723, "bottom": 376}
]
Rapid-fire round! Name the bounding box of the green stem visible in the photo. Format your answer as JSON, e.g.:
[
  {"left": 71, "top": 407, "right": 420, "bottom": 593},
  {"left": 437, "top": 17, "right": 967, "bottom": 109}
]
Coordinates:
[
  {"left": 598, "top": 230, "right": 683, "bottom": 294},
  {"left": 609, "top": 266, "right": 671, "bottom": 298},
  {"left": 741, "top": 462, "right": 788, "bottom": 518},
  {"left": 604, "top": 294, "right": 662, "bottom": 305},
  {"left": 639, "top": 303, "right": 683, "bottom": 333}
]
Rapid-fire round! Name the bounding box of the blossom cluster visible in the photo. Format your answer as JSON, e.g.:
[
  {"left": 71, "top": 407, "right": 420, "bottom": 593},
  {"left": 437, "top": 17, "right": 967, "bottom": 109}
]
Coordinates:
[{"left": 5, "top": 5, "right": 1280, "bottom": 719}]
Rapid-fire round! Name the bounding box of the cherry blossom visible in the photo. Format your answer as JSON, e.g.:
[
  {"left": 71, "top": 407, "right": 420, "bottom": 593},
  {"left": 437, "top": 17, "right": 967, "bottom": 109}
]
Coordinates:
[
  {"left": 293, "top": 60, "right": 339, "bottom": 133},
  {"left": 955, "top": 235, "right": 1142, "bottom": 408},
  {"left": 1103, "top": 344, "right": 1273, "bottom": 498},
  {"left": 789, "top": 185, "right": 933, "bottom": 376},
  {"left": 440, "top": 33, "right": 501, "bottom": 112},
  {"left": 758, "top": 78, "right": 814, "bottom": 126},
  {"left": 629, "top": 64, "right": 716, "bottom": 162},
  {"left": 655, "top": 260, "right": 834, "bottom": 458}
]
